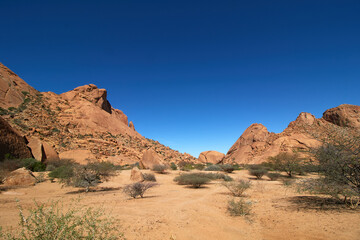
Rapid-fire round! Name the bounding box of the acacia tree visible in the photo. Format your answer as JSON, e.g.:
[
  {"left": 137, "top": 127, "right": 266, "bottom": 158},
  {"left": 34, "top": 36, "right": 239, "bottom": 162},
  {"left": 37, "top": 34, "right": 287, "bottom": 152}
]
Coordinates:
[
  {"left": 268, "top": 152, "right": 303, "bottom": 178},
  {"left": 299, "top": 125, "right": 360, "bottom": 208}
]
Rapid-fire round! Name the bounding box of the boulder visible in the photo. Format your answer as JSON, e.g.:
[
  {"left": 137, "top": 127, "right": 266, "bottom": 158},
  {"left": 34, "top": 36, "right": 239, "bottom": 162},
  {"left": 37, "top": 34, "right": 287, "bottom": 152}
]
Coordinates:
[
  {"left": 139, "top": 149, "right": 163, "bottom": 169},
  {"left": 27, "top": 137, "right": 45, "bottom": 162},
  {"left": 130, "top": 167, "right": 144, "bottom": 182},
  {"left": 42, "top": 142, "right": 60, "bottom": 162},
  {"left": 322, "top": 104, "right": 360, "bottom": 128},
  {"left": 0, "top": 116, "right": 32, "bottom": 160},
  {"left": 3, "top": 167, "right": 36, "bottom": 186},
  {"left": 198, "top": 151, "right": 225, "bottom": 164},
  {"left": 59, "top": 149, "right": 96, "bottom": 164}
]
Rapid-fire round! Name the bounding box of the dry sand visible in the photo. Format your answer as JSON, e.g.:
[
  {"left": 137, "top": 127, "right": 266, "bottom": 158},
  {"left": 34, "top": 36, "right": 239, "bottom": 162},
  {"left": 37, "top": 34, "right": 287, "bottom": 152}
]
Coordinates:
[{"left": 0, "top": 170, "right": 359, "bottom": 240}]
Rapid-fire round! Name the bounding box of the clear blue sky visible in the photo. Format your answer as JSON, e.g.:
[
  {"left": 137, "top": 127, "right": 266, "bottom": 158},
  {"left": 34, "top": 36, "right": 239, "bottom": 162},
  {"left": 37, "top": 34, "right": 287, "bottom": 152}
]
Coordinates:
[{"left": 1, "top": 1, "right": 359, "bottom": 157}]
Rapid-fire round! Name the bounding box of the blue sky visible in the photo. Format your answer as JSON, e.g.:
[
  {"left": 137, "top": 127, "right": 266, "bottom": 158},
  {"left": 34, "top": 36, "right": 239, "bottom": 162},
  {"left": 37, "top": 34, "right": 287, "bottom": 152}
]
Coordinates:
[{"left": 1, "top": 0, "right": 359, "bottom": 157}]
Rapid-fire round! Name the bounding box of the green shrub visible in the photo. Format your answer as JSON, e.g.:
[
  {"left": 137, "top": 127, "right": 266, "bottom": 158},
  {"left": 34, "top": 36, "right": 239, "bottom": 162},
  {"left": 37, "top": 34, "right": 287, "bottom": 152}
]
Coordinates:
[
  {"left": 221, "top": 164, "right": 235, "bottom": 173},
  {"left": 170, "top": 162, "right": 177, "bottom": 170},
  {"left": 193, "top": 163, "right": 205, "bottom": 170},
  {"left": 0, "top": 158, "right": 45, "bottom": 172},
  {"left": 48, "top": 165, "right": 75, "bottom": 181},
  {"left": 227, "top": 199, "right": 252, "bottom": 216},
  {"left": 223, "top": 179, "right": 251, "bottom": 197},
  {"left": 0, "top": 200, "right": 124, "bottom": 239},
  {"left": 173, "top": 174, "right": 211, "bottom": 188},
  {"left": 143, "top": 173, "right": 157, "bottom": 182},
  {"left": 249, "top": 168, "right": 268, "bottom": 180},
  {"left": 152, "top": 164, "right": 167, "bottom": 174},
  {"left": 267, "top": 152, "right": 304, "bottom": 178},
  {"left": 267, "top": 172, "right": 282, "bottom": 181},
  {"left": 123, "top": 182, "right": 158, "bottom": 198},
  {"left": 204, "top": 165, "right": 222, "bottom": 171}
]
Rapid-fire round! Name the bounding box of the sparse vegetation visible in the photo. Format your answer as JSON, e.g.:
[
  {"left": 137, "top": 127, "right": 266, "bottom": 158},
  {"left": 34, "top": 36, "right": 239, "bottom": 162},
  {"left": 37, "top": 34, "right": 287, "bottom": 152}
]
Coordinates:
[
  {"left": 249, "top": 168, "right": 268, "bottom": 180},
  {"left": 268, "top": 152, "right": 304, "bottom": 178},
  {"left": 143, "top": 173, "right": 157, "bottom": 182},
  {"left": 204, "top": 164, "right": 222, "bottom": 171},
  {"left": 0, "top": 200, "right": 124, "bottom": 239},
  {"left": 170, "top": 162, "right": 177, "bottom": 170},
  {"left": 123, "top": 182, "right": 158, "bottom": 198},
  {"left": 222, "top": 179, "right": 251, "bottom": 197},
  {"left": 173, "top": 173, "right": 211, "bottom": 188},
  {"left": 267, "top": 172, "right": 282, "bottom": 181},
  {"left": 227, "top": 198, "right": 252, "bottom": 216},
  {"left": 152, "top": 164, "right": 167, "bottom": 174},
  {"left": 221, "top": 164, "right": 235, "bottom": 173},
  {"left": 0, "top": 158, "right": 46, "bottom": 173}
]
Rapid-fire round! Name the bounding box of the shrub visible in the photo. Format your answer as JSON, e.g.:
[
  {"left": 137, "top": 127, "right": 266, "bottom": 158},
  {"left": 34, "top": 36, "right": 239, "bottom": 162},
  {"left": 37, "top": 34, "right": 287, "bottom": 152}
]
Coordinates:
[
  {"left": 152, "top": 164, "right": 167, "bottom": 174},
  {"left": 267, "top": 152, "right": 304, "bottom": 178},
  {"left": 173, "top": 173, "right": 211, "bottom": 188},
  {"left": 221, "top": 164, "right": 235, "bottom": 173},
  {"left": 267, "top": 172, "right": 282, "bottom": 181},
  {"left": 193, "top": 163, "right": 205, "bottom": 170},
  {"left": 178, "top": 161, "right": 194, "bottom": 171},
  {"left": 49, "top": 161, "right": 116, "bottom": 192},
  {"left": 249, "top": 168, "right": 268, "bottom": 180},
  {"left": 227, "top": 199, "right": 252, "bottom": 216},
  {"left": 281, "top": 178, "right": 295, "bottom": 187},
  {"left": 0, "top": 158, "right": 46, "bottom": 172},
  {"left": 204, "top": 165, "right": 222, "bottom": 171},
  {"left": 170, "top": 162, "right": 177, "bottom": 170},
  {"left": 36, "top": 173, "right": 46, "bottom": 183},
  {"left": 143, "top": 173, "right": 157, "bottom": 182},
  {"left": 0, "top": 200, "right": 124, "bottom": 239},
  {"left": 123, "top": 182, "right": 158, "bottom": 198},
  {"left": 223, "top": 179, "right": 251, "bottom": 197}
]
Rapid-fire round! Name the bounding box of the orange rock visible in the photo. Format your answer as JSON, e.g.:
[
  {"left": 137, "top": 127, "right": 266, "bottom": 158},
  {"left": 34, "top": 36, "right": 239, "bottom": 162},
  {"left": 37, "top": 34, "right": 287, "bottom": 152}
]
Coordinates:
[
  {"left": 27, "top": 137, "right": 45, "bottom": 162},
  {"left": 322, "top": 104, "right": 360, "bottom": 128},
  {"left": 198, "top": 151, "right": 225, "bottom": 164},
  {"left": 130, "top": 167, "right": 144, "bottom": 182},
  {"left": 139, "top": 149, "right": 163, "bottom": 169},
  {"left": 3, "top": 168, "right": 36, "bottom": 186}
]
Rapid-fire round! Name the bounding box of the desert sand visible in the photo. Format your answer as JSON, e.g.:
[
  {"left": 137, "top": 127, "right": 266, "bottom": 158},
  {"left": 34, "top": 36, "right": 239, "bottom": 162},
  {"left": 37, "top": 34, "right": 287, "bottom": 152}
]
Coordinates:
[{"left": 0, "top": 170, "right": 359, "bottom": 240}]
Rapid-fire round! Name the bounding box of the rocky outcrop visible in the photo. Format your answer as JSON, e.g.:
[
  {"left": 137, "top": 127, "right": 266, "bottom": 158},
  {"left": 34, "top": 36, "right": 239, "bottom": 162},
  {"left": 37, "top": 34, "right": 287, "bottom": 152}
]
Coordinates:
[
  {"left": 0, "top": 63, "right": 197, "bottom": 165},
  {"left": 129, "top": 121, "right": 135, "bottom": 131},
  {"left": 130, "top": 167, "right": 144, "bottom": 182},
  {"left": 322, "top": 104, "right": 360, "bottom": 128},
  {"left": 0, "top": 63, "right": 38, "bottom": 108},
  {"left": 3, "top": 168, "right": 36, "bottom": 186},
  {"left": 198, "top": 151, "right": 224, "bottom": 164},
  {"left": 139, "top": 149, "right": 164, "bottom": 169},
  {"left": 0, "top": 116, "right": 32, "bottom": 160}
]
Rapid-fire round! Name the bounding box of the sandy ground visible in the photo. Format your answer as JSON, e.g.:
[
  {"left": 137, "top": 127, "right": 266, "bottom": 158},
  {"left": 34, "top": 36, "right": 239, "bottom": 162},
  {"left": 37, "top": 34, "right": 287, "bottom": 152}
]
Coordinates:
[{"left": 0, "top": 170, "right": 359, "bottom": 240}]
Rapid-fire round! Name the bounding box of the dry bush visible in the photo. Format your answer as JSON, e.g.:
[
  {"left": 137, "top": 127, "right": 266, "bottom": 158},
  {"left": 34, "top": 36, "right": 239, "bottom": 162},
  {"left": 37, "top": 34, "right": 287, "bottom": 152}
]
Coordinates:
[
  {"left": 222, "top": 179, "right": 251, "bottom": 197},
  {"left": 268, "top": 152, "right": 304, "bottom": 178},
  {"left": 204, "top": 165, "right": 222, "bottom": 171},
  {"left": 173, "top": 173, "right": 211, "bottom": 188},
  {"left": 123, "top": 182, "right": 158, "bottom": 198},
  {"left": 143, "top": 173, "right": 157, "bottom": 182},
  {"left": 152, "top": 164, "right": 167, "bottom": 174},
  {"left": 249, "top": 168, "right": 268, "bottom": 180},
  {"left": 227, "top": 198, "right": 252, "bottom": 216},
  {"left": 267, "top": 172, "right": 282, "bottom": 181}
]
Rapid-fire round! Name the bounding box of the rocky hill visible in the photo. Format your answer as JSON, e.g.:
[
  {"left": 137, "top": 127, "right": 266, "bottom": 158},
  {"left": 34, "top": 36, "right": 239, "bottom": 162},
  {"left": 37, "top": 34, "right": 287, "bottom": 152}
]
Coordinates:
[
  {"left": 224, "top": 104, "right": 360, "bottom": 164},
  {"left": 0, "top": 63, "right": 195, "bottom": 165}
]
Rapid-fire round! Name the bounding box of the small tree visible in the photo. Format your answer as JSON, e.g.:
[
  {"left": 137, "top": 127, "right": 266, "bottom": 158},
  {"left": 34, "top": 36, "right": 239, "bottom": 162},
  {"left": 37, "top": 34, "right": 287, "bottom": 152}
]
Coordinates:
[
  {"left": 249, "top": 168, "right": 268, "bottom": 180},
  {"left": 51, "top": 161, "right": 117, "bottom": 192},
  {"left": 222, "top": 179, "right": 251, "bottom": 197},
  {"left": 268, "top": 152, "right": 303, "bottom": 178}
]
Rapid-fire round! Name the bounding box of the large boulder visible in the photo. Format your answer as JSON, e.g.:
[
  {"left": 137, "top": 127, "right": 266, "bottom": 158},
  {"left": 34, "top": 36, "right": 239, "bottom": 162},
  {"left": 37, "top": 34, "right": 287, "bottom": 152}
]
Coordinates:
[
  {"left": 59, "top": 149, "right": 96, "bottom": 164},
  {"left": 198, "top": 151, "right": 225, "bottom": 164},
  {"left": 0, "top": 116, "right": 32, "bottom": 160},
  {"left": 130, "top": 167, "right": 144, "bottom": 182},
  {"left": 139, "top": 149, "right": 163, "bottom": 169},
  {"left": 27, "top": 137, "right": 46, "bottom": 162},
  {"left": 42, "top": 142, "right": 60, "bottom": 162},
  {"left": 3, "top": 167, "right": 36, "bottom": 186},
  {"left": 322, "top": 104, "right": 360, "bottom": 128}
]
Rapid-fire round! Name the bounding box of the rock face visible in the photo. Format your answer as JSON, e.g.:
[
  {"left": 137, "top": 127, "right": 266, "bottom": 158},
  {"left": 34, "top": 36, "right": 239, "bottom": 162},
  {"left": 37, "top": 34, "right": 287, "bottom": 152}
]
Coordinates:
[
  {"left": 129, "top": 121, "right": 135, "bottom": 131},
  {"left": 0, "top": 63, "right": 197, "bottom": 165},
  {"left": 59, "top": 149, "right": 96, "bottom": 164},
  {"left": 322, "top": 104, "right": 360, "bottom": 128},
  {"left": 140, "top": 149, "right": 163, "bottom": 169},
  {"left": 27, "top": 137, "right": 46, "bottom": 162},
  {"left": 224, "top": 106, "right": 360, "bottom": 164},
  {"left": 3, "top": 168, "right": 36, "bottom": 186},
  {"left": 198, "top": 151, "right": 225, "bottom": 164},
  {"left": 0, "top": 116, "right": 32, "bottom": 160},
  {"left": 0, "top": 63, "right": 38, "bottom": 108},
  {"left": 130, "top": 167, "right": 144, "bottom": 182}
]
